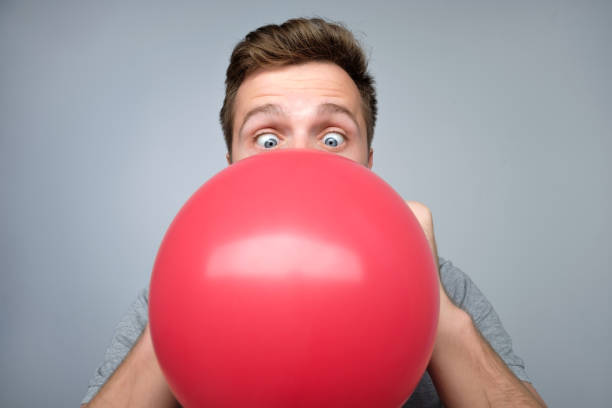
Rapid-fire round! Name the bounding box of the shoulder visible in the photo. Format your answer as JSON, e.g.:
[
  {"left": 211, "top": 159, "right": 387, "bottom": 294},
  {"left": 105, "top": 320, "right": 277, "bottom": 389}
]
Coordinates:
[
  {"left": 438, "top": 257, "right": 473, "bottom": 308},
  {"left": 113, "top": 287, "right": 150, "bottom": 340},
  {"left": 437, "top": 258, "right": 494, "bottom": 326}
]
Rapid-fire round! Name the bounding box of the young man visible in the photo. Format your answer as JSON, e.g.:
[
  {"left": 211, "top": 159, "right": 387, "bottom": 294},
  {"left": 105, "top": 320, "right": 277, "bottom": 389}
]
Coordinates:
[{"left": 81, "top": 18, "right": 546, "bottom": 407}]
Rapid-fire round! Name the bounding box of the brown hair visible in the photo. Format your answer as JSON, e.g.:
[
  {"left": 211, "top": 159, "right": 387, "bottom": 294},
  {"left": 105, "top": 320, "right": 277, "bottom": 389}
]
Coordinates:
[{"left": 220, "top": 17, "right": 377, "bottom": 156}]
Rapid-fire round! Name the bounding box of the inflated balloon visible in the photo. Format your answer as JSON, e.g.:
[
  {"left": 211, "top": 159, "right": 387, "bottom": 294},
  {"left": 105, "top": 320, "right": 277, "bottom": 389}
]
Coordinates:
[{"left": 149, "top": 148, "right": 439, "bottom": 408}]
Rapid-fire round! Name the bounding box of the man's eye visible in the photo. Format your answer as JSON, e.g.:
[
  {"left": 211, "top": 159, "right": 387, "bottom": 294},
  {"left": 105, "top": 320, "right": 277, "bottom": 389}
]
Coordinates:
[
  {"left": 323, "top": 132, "right": 345, "bottom": 148},
  {"left": 255, "top": 133, "right": 279, "bottom": 149}
]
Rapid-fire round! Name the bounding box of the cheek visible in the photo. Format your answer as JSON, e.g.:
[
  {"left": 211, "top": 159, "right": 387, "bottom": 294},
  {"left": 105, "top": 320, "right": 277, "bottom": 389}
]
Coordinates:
[{"left": 338, "top": 146, "right": 368, "bottom": 166}]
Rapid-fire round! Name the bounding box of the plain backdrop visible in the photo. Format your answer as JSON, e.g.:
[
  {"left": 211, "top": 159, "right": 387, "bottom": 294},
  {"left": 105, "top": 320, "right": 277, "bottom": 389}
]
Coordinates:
[{"left": 1, "top": 1, "right": 610, "bottom": 406}]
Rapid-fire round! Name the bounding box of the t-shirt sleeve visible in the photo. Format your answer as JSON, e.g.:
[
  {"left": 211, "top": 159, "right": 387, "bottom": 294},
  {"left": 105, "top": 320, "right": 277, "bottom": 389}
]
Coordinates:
[
  {"left": 81, "top": 287, "right": 150, "bottom": 405},
  {"left": 438, "top": 257, "right": 531, "bottom": 383}
]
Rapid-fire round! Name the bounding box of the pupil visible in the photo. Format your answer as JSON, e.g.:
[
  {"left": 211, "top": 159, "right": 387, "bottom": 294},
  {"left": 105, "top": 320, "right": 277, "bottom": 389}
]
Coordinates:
[
  {"left": 265, "top": 140, "right": 276, "bottom": 148},
  {"left": 326, "top": 138, "right": 337, "bottom": 146}
]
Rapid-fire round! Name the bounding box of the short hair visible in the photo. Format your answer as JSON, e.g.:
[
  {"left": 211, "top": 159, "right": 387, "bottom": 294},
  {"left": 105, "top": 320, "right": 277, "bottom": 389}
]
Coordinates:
[{"left": 220, "top": 17, "right": 377, "bottom": 155}]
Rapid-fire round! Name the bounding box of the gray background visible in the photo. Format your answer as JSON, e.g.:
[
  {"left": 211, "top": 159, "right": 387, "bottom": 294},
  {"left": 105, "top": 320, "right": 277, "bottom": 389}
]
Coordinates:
[{"left": 1, "top": 0, "right": 610, "bottom": 406}]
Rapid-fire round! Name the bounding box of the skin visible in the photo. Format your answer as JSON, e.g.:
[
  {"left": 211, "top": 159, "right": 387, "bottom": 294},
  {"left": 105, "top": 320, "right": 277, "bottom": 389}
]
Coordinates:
[{"left": 83, "top": 61, "right": 546, "bottom": 407}]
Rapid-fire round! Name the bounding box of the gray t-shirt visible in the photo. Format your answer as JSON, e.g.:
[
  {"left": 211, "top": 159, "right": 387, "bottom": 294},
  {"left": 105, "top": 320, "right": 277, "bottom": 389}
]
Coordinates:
[{"left": 81, "top": 257, "right": 530, "bottom": 407}]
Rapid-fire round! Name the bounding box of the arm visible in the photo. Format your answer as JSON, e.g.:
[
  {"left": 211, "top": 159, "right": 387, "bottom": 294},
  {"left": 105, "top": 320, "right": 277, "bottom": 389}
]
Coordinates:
[
  {"left": 405, "top": 201, "right": 546, "bottom": 407},
  {"left": 428, "top": 304, "right": 546, "bottom": 407},
  {"left": 82, "top": 323, "right": 179, "bottom": 408}
]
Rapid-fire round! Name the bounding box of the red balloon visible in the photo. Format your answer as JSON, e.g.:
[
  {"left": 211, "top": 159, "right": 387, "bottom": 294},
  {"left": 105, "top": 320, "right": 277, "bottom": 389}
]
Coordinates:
[{"left": 149, "top": 149, "right": 439, "bottom": 408}]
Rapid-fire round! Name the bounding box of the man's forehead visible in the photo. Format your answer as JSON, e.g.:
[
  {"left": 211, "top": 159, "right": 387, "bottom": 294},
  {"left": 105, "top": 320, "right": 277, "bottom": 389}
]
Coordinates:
[
  {"left": 230, "top": 62, "right": 367, "bottom": 140},
  {"left": 242, "top": 102, "right": 357, "bottom": 118},
  {"left": 236, "top": 64, "right": 360, "bottom": 109},
  {"left": 237, "top": 63, "right": 359, "bottom": 102}
]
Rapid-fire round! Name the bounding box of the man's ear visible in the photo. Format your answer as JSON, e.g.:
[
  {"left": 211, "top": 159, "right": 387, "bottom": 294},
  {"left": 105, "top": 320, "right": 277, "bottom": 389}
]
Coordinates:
[{"left": 367, "top": 147, "right": 374, "bottom": 169}]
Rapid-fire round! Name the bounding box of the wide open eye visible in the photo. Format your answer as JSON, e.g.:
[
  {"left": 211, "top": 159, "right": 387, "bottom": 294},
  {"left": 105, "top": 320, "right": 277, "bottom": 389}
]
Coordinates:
[
  {"left": 322, "top": 132, "right": 345, "bottom": 148},
  {"left": 255, "top": 133, "right": 280, "bottom": 149}
]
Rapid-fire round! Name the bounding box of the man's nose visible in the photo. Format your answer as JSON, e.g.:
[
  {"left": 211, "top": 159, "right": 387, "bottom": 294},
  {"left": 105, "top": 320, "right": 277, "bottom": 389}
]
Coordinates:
[{"left": 289, "top": 133, "right": 312, "bottom": 149}]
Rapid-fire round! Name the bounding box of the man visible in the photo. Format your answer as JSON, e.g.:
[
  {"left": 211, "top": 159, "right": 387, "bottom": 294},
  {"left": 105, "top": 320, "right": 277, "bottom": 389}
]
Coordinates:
[{"left": 81, "top": 18, "right": 546, "bottom": 407}]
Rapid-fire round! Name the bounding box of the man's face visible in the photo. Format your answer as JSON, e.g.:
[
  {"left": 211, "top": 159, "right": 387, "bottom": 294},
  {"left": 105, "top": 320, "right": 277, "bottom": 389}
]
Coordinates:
[{"left": 227, "top": 61, "right": 373, "bottom": 169}]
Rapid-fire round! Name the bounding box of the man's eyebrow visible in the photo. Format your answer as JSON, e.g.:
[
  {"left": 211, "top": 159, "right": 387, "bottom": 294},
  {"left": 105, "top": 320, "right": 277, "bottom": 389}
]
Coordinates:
[
  {"left": 237, "top": 102, "right": 361, "bottom": 138},
  {"left": 316, "top": 103, "right": 360, "bottom": 129},
  {"left": 238, "top": 104, "right": 285, "bottom": 138}
]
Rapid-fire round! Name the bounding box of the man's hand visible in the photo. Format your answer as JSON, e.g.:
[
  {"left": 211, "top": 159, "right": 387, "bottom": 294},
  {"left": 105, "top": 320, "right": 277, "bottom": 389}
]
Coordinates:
[
  {"left": 404, "top": 201, "right": 547, "bottom": 407},
  {"left": 404, "top": 201, "right": 457, "bottom": 328}
]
